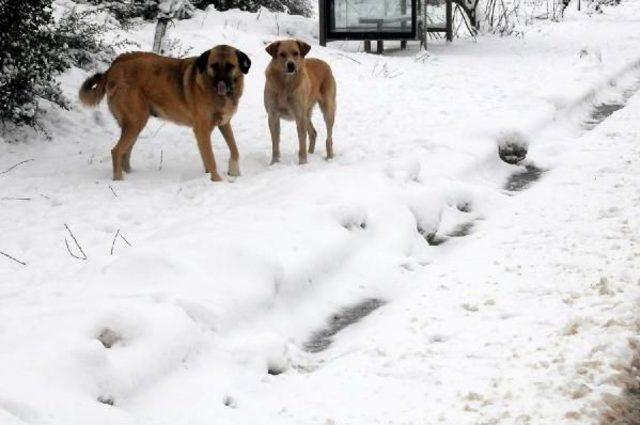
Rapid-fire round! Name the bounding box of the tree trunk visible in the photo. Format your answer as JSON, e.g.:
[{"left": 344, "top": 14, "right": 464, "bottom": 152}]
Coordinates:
[{"left": 153, "top": 18, "right": 169, "bottom": 54}]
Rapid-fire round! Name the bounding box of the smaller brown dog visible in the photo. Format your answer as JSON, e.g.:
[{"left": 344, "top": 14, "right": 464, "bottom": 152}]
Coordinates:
[
  {"left": 79, "top": 45, "right": 251, "bottom": 181},
  {"left": 264, "top": 39, "right": 337, "bottom": 164}
]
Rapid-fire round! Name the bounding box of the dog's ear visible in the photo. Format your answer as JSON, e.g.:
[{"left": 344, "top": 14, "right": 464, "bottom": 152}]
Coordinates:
[
  {"left": 236, "top": 49, "right": 251, "bottom": 74},
  {"left": 265, "top": 41, "right": 280, "bottom": 59},
  {"left": 297, "top": 40, "right": 311, "bottom": 58},
  {"left": 196, "top": 49, "right": 210, "bottom": 73}
]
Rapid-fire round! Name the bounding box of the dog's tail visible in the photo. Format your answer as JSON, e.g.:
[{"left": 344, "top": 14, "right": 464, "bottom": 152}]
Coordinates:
[{"left": 79, "top": 73, "right": 107, "bottom": 107}]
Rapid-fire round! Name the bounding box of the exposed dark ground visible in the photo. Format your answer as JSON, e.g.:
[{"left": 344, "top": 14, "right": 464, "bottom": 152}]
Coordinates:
[
  {"left": 304, "top": 298, "right": 385, "bottom": 353},
  {"left": 600, "top": 350, "right": 640, "bottom": 425},
  {"left": 504, "top": 164, "right": 546, "bottom": 192},
  {"left": 583, "top": 103, "right": 626, "bottom": 129}
]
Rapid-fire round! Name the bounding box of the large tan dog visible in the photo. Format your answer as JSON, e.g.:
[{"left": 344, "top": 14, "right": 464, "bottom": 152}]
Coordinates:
[
  {"left": 264, "top": 39, "right": 337, "bottom": 165},
  {"left": 78, "top": 45, "right": 251, "bottom": 181}
]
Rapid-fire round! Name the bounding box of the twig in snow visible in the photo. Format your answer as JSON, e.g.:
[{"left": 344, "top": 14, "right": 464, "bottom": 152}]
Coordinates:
[
  {"left": 0, "top": 159, "right": 34, "bottom": 176},
  {"left": 150, "top": 122, "right": 166, "bottom": 139},
  {"left": 110, "top": 229, "right": 121, "bottom": 255},
  {"left": 119, "top": 232, "right": 132, "bottom": 247},
  {"left": 64, "top": 224, "right": 88, "bottom": 260},
  {"left": 0, "top": 250, "right": 27, "bottom": 266},
  {"left": 159, "top": 149, "right": 164, "bottom": 171},
  {"left": 110, "top": 229, "right": 131, "bottom": 255},
  {"left": 1, "top": 197, "right": 31, "bottom": 201},
  {"left": 108, "top": 185, "right": 118, "bottom": 198},
  {"left": 332, "top": 52, "right": 361, "bottom": 64}
]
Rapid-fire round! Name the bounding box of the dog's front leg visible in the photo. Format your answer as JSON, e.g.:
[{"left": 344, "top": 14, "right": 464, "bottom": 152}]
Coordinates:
[
  {"left": 194, "top": 121, "right": 222, "bottom": 182},
  {"left": 268, "top": 113, "right": 281, "bottom": 165},
  {"left": 218, "top": 123, "right": 240, "bottom": 177},
  {"left": 295, "top": 114, "right": 308, "bottom": 165}
]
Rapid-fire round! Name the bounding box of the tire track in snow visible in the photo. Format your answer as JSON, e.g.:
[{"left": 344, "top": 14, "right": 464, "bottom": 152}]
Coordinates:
[
  {"left": 300, "top": 59, "right": 640, "bottom": 359},
  {"left": 588, "top": 61, "right": 640, "bottom": 425},
  {"left": 501, "top": 58, "right": 640, "bottom": 192},
  {"left": 497, "top": 58, "right": 640, "bottom": 425}
]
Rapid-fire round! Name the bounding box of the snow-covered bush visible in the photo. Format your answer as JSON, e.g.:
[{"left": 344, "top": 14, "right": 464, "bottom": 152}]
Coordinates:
[
  {"left": 0, "top": 0, "right": 69, "bottom": 128},
  {"left": 55, "top": 8, "right": 122, "bottom": 70},
  {"left": 583, "top": 0, "right": 621, "bottom": 14},
  {"left": 84, "top": 0, "right": 160, "bottom": 26},
  {"left": 0, "top": 0, "right": 114, "bottom": 130},
  {"left": 83, "top": 0, "right": 195, "bottom": 26},
  {"left": 475, "top": 0, "right": 621, "bottom": 36},
  {"left": 476, "top": 0, "right": 568, "bottom": 36},
  {"left": 157, "top": 0, "right": 196, "bottom": 18},
  {"left": 192, "top": 0, "right": 313, "bottom": 17}
]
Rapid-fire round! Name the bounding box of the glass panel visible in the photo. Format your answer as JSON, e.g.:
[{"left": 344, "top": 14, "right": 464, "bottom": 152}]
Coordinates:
[{"left": 331, "top": 0, "right": 414, "bottom": 33}]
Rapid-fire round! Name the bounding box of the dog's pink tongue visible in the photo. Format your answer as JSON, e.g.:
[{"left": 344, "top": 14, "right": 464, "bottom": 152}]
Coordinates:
[{"left": 217, "top": 81, "right": 228, "bottom": 95}]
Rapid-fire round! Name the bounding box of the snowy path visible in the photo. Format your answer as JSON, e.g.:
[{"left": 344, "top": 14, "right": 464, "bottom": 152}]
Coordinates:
[{"left": 1, "top": 2, "right": 640, "bottom": 424}]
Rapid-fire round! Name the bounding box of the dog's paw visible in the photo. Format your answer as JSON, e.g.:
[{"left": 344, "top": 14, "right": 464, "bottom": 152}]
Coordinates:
[
  {"left": 227, "top": 160, "right": 241, "bottom": 177},
  {"left": 270, "top": 156, "right": 280, "bottom": 165},
  {"left": 210, "top": 172, "right": 224, "bottom": 182}
]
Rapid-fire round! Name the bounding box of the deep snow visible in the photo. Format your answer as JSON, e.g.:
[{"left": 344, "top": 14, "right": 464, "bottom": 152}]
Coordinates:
[{"left": 1, "top": 1, "right": 640, "bottom": 424}]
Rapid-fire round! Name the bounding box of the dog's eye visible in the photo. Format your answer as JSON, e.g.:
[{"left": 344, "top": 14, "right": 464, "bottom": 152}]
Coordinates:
[
  {"left": 279, "top": 53, "right": 286, "bottom": 58},
  {"left": 293, "top": 52, "right": 299, "bottom": 57}
]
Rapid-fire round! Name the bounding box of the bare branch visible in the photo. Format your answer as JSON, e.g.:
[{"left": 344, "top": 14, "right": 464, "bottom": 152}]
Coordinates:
[
  {"left": 159, "top": 149, "right": 164, "bottom": 171},
  {"left": 0, "top": 250, "right": 27, "bottom": 266},
  {"left": 108, "top": 185, "right": 118, "bottom": 198},
  {"left": 64, "top": 224, "right": 88, "bottom": 260},
  {"left": 1, "top": 197, "right": 32, "bottom": 201},
  {"left": 0, "top": 159, "right": 34, "bottom": 176}
]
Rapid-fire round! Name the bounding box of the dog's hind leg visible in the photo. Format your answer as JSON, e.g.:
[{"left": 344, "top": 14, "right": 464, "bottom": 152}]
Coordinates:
[
  {"left": 109, "top": 91, "right": 149, "bottom": 180},
  {"left": 111, "top": 121, "right": 146, "bottom": 180},
  {"left": 218, "top": 123, "right": 241, "bottom": 177},
  {"left": 122, "top": 142, "right": 137, "bottom": 173},
  {"left": 307, "top": 109, "right": 317, "bottom": 154}
]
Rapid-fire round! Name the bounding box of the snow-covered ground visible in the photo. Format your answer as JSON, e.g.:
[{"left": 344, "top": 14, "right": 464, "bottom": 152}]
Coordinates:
[{"left": 1, "top": 2, "right": 640, "bottom": 424}]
